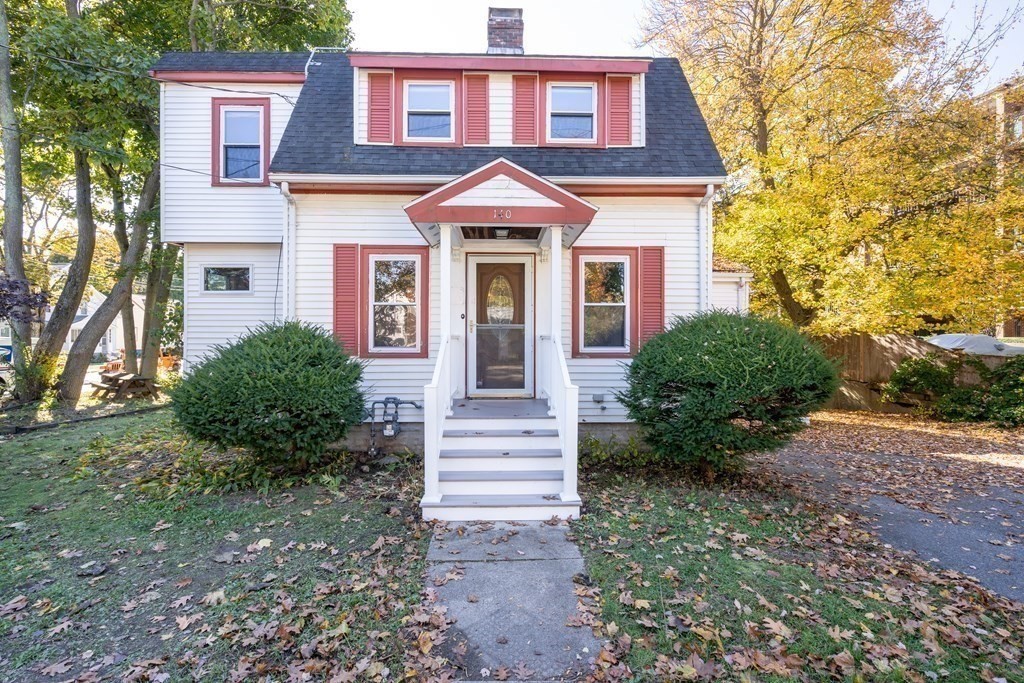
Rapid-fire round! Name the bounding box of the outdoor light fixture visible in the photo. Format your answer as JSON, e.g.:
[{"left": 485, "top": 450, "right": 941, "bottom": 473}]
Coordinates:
[{"left": 493, "top": 227, "right": 510, "bottom": 239}]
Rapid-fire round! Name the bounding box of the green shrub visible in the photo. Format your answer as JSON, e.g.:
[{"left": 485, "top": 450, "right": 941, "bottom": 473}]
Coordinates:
[
  {"left": 579, "top": 432, "right": 657, "bottom": 470},
  {"left": 171, "top": 321, "right": 365, "bottom": 471},
  {"left": 617, "top": 311, "right": 838, "bottom": 476},
  {"left": 883, "top": 353, "right": 1024, "bottom": 427}
]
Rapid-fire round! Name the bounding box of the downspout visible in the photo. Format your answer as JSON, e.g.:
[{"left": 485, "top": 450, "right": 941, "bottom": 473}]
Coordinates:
[
  {"left": 280, "top": 181, "right": 297, "bottom": 319},
  {"left": 698, "top": 183, "right": 715, "bottom": 311}
]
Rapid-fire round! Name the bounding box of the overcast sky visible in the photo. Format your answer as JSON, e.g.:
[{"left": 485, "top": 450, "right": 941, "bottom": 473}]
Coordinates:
[{"left": 346, "top": 0, "right": 1023, "bottom": 91}]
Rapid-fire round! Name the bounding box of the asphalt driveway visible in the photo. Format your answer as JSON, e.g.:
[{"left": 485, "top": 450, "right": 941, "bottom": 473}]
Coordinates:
[{"left": 755, "top": 411, "right": 1024, "bottom": 602}]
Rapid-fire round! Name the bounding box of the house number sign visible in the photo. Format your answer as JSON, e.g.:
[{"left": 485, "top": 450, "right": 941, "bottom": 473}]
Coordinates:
[{"left": 492, "top": 208, "right": 513, "bottom": 220}]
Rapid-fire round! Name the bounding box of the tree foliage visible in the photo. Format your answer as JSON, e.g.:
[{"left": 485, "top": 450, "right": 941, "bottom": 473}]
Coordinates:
[{"left": 645, "top": 0, "right": 1024, "bottom": 333}]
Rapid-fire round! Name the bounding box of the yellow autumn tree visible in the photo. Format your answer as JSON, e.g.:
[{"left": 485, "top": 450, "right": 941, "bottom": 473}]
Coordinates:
[{"left": 645, "top": 0, "right": 1024, "bottom": 333}]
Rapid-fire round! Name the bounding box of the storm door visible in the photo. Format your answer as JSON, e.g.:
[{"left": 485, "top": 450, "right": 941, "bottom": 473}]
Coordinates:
[{"left": 466, "top": 255, "right": 534, "bottom": 397}]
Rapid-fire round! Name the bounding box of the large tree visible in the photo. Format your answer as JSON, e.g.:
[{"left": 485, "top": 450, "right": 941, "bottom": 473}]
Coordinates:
[
  {"left": 645, "top": 0, "right": 1024, "bottom": 333},
  {"left": 2, "top": 0, "right": 351, "bottom": 402}
]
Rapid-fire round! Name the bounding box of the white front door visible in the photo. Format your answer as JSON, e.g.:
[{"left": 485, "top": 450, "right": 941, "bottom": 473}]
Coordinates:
[{"left": 467, "top": 254, "right": 535, "bottom": 398}]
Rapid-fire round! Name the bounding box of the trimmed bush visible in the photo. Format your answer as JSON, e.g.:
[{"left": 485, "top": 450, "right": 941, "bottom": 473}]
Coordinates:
[
  {"left": 172, "top": 321, "right": 365, "bottom": 471},
  {"left": 617, "top": 311, "right": 837, "bottom": 476}
]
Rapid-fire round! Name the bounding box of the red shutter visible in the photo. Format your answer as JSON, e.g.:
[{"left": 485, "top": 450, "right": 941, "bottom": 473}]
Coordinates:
[
  {"left": 512, "top": 74, "right": 537, "bottom": 144},
  {"left": 465, "top": 74, "right": 489, "bottom": 144},
  {"left": 638, "top": 247, "right": 665, "bottom": 344},
  {"left": 367, "top": 72, "right": 393, "bottom": 143},
  {"left": 333, "top": 244, "right": 360, "bottom": 355},
  {"left": 608, "top": 77, "right": 632, "bottom": 146}
]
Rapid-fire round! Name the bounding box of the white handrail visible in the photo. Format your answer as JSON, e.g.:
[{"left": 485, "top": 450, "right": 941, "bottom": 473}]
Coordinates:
[
  {"left": 422, "top": 335, "right": 452, "bottom": 503},
  {"left": 540, "top": 335, "right": 579, "bottom": 503}
]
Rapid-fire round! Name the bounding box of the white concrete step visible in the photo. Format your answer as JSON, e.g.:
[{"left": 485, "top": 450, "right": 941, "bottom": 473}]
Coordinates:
[
  {"left": 442, "top": 429, "right": 560, "bottom": 451},
  {"left": 421, "top": 494, "right": 580, "bottom": 522},
  {"left": 438, "top": 448, "right": 562, "bottom": 472},
  {"left": 444, "top": 416, "right": 556, "bottom": 431},
  {"left": 438, "top": 470, "right": 563, "bottom": 495}
]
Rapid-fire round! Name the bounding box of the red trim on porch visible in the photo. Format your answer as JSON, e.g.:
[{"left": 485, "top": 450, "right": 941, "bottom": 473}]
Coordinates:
[
  {"left": 404, "top": 159, "right": 597, "bottom": 226},
  {"left": 571, "top": 247, "right": 640, "bottom": 359},
  {"left": 210, "top": 97, "right": 271, "bottom": 187},
  {"left": 151, "top": 71, "right": 305, "bottom": 83},
  {"left": 348, "top": 54, "right": 650, "bottom": 74},
  {"left": 358, "top": 245, "right": 430, "bottom": 359}
]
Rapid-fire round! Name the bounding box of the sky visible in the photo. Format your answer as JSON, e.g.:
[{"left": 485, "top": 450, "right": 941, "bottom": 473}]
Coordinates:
[{"left": 345, "top": 0, "right": 1023, "bottom": 90}]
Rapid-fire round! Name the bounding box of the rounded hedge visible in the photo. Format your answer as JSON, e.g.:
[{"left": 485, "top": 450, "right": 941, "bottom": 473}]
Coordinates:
[
  {"left": 172, "top": 321, "right": 365, "bottom": 471},
  {"left": 617, "top": 311, "right": 837, "bottom": 475}
]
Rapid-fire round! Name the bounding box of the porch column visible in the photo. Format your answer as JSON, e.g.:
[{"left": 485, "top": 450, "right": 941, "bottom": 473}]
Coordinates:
[
  {"left": 549, "top": 226, "right": 563, "bottom": 341},
  {"left": 439, "top": 224, "right": 453, "bottom": 339}
]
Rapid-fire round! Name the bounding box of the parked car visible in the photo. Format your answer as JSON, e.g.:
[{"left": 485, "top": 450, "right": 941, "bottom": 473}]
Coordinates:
[{"left": 926, "top": 334, "right": 1024, "bottom": 356}]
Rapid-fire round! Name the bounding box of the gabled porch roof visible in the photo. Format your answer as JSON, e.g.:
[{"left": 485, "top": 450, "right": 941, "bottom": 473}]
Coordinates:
[{"left": 403, "top": 158, "right": 599, "bottom": 246}]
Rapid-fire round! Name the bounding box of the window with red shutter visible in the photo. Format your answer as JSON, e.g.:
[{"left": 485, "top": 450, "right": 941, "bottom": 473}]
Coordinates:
[
  {"left": 367, "top": 72, "right": 394, "bottom": 143},
  {"left": 608, "top": 76, "right": 632, "bottom": 146},
  {"left": 512, "top": 74, "right": 537, "bottom": 145},
  {"left": 571, "top": 247, "right": 640, "bottom": 358},
  {"left": 333, "top": 244, "right": 360, "bottom": 354},
  {"left": 464, "top": 74, "right": 489, "bottom": 144},
  {"left": 638, "top": 247, "right": 665, "bottom": 343}
]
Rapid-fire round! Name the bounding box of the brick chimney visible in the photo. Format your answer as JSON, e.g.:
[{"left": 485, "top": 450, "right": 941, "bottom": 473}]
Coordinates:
[{"left": 487, "top": 8, "right": 524, "bottom": 55}]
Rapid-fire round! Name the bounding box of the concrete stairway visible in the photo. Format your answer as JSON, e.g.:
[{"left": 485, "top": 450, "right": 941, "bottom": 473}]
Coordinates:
[{"left": 420, "top": 399, "right": 581, "bottom": 521}]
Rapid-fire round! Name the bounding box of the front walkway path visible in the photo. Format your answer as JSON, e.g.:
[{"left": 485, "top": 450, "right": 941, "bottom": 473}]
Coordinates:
[{"left": 427, "top": 521, "right": 599, "bottom": 681}]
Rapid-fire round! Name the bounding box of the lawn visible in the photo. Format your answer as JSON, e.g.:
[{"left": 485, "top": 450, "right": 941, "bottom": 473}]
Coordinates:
[
  {"left": 0, "top": 411, "right": 447, "bottom": 681},
  {"left": 574, "top": 470, "right": 1024, "bottom": 682}
]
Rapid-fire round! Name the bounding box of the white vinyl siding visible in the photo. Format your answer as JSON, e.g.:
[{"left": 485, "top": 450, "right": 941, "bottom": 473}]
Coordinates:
[
  {"left": 292, "top": 194, "right": 439, "bottom": 418},
  {"left": 160, "top": 82, "right": 300, "bottom": 243},
  {"left": 565, "top": 196, "right": 702, "bottom": 421},
  {"left": 712, "top": 272, "right": 751, "bottom": 312},
  {"left": 488, "top": 73, "right": 514, "bottom": 146},
  {"left": 182, "top": 243, "right": 282, "bottom": 369},
  {"left": 632, "top": 74, "right": 643, "bottom": 146}
]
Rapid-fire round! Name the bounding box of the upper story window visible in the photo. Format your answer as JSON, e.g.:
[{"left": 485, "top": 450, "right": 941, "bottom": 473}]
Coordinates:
[
  {"left": 548, "top": 83, "right": 596, "bottom": 142},
  {"left": 212, "top": 98, "right": 270, "bottom": 186},
  {"left": 405, "top": 82, "right": 454, "bottom": 141}
]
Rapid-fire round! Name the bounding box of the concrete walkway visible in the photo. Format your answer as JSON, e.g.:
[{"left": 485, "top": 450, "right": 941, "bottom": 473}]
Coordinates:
[{"left": 427, "top": 522, "right": 600, "bottom": 681}]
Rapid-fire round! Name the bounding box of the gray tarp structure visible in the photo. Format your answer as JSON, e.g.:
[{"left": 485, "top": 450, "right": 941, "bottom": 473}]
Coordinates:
[{"left": 926, "top": 334, "right": 1024, "bottom": 356}]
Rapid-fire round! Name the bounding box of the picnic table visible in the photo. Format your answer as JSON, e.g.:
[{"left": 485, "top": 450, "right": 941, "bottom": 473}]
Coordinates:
[{"left": 89, "top": 372, "right": 160, "bottom": 400}]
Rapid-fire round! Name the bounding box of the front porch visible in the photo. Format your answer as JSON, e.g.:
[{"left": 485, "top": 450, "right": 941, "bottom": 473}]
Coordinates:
[{"left": 406, "top": 159, "right": 597, "bottom": 521}]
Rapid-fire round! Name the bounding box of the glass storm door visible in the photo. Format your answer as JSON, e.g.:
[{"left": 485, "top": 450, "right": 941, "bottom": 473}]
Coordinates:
[{"left": 467, "top": 255, "right": 534, "bottom": 397}]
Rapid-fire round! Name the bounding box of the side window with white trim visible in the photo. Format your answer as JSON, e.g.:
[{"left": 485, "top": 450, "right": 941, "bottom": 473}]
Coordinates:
[
  {"left": 203, "top": 266, "right": 252, "bottom": 293},
  {"left": 369, "top": 255, "right": 421, "bottom": 351},
  {"left": 580, "top": 256, "right": 629, "bottom": 351},
  {"left": 220, "top": 107, "right": 264, "bottom": 181}
]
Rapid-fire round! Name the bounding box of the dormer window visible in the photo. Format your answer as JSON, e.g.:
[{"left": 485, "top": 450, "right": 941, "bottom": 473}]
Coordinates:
[
  {"left": 405, "top": 82, "right": 454, "bottom": 141},
  {"left": 548, "top": 84, "right": 596, "bottom": 142}
]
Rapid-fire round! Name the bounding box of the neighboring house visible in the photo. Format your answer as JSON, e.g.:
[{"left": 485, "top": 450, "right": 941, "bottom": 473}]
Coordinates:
[
  {"left": 980, "top": 76, "right": 1024, "bottom": 338},
  {"left": 151, "top": 8, "right": 727, "bottom": 520},
  {"left": 711, "top": 257, "right": 752, "bottom": 312}
]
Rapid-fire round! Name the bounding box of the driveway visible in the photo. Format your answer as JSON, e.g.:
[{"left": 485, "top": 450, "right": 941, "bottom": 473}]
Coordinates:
[{"left": 755, "top": 411, "right": 1024, "bottom": 602}]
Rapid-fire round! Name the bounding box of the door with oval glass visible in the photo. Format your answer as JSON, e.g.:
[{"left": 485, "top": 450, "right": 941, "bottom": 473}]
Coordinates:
[{"left": 467, "top": 255, "right": 534, "bottom": 397}]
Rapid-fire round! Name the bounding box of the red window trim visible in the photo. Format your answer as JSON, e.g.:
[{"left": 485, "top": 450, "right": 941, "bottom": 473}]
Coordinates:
[
  {"left": 393, "top": 69, "right": 463, "bottom": 147},
  {"left": 540, "top": 74, "right": 607, "bottom": 149},
  {"left": 359, "top": 245, "right": 430, "bottom": 359},
  {"left": 571, "top": 247, "right": 639, "bottom": 359},
  {"left": 211, "top": 97, "right": 271, "bottom": 187}
]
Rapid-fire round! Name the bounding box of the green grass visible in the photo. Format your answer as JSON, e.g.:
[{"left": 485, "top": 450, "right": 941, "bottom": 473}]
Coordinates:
[
  {"left": 574, "top": 472, "right": 1024, "bottom": 682},
  {"left": 0, "top": 411, "right": 432, "bottom": 680}
]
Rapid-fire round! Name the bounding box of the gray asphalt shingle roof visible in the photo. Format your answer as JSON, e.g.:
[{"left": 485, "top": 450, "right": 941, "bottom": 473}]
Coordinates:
[{"left": 152, "top": 51, "right": 726, "bottom": 178}]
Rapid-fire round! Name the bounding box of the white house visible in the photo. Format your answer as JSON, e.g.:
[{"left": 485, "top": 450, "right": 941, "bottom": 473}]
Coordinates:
[{"left": 151, "top": 8, "right": 736, "bottom": 520}]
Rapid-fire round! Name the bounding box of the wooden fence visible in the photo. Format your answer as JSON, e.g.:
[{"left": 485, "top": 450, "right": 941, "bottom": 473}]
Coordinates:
[{"left": 817, "top": 333, "right": 1007, "bottom": 412}]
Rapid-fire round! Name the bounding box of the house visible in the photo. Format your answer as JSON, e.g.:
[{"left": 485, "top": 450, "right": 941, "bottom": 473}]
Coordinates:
[{"left": 150, "top": 8, "right": 729, "bottom": 521}]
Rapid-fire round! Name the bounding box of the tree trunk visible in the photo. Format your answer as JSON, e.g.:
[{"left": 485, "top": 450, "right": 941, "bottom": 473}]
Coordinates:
[
  {"left": 58, "top": 166, "right": 159, "bottom": 401},
  {"left": 0, "top": 0, "right": 31, "bottom": 392},
  {"left": 25, "top": 147, "right": 96, "bottom": 399},
  {"left": 769, "top": 268, "right": 815, "bottom": 327},
  {"left": 139, "top": 240, "right": 179, "bottom": 377},
  {"left": 102, "top": 162, "right": 139, "bottom": 373}
]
